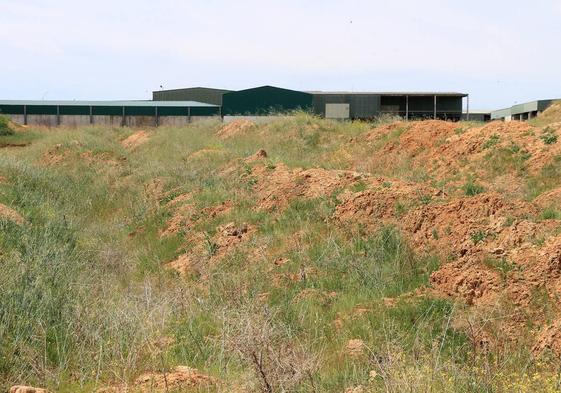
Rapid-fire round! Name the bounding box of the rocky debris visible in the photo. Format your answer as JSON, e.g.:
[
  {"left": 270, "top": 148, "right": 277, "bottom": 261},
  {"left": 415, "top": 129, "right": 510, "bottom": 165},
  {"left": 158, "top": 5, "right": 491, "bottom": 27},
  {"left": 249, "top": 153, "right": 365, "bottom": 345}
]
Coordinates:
[
  {"left": 9, "top": 387, "right": 48, "bottom": 393},
  {"left": 0, "top": 203, "right": 25, "bottom": 225},
  {"left": 121, "top": 131, "right": 149, "bottom": 150},
  {"left": 217, "top": 120, "right": 256, "bottom": 139},
  {"left": 100, "top": 366, "right": 213, "bottom": 392}
]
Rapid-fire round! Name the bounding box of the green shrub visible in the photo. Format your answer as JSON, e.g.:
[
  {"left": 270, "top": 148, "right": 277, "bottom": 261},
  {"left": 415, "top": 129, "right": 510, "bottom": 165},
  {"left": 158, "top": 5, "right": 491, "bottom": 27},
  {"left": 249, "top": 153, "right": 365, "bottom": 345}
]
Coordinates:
[
  {"left": 482, "top": 134, "right": 500, "bottom": 149},
  {"left": 471, "top": 230, "right": 487, "bottom": 244},
  {"left": 540, "top": 207, "right": 561, "bottom": 220},
  {"left": 463, "top": 180, "right": 485, "bottom": 196},
  {"left": 541, "top": 132, "right": 558, "bottom": 145},
  {"left": 0, "top": 115, "right": 14, "bottom": 136}
]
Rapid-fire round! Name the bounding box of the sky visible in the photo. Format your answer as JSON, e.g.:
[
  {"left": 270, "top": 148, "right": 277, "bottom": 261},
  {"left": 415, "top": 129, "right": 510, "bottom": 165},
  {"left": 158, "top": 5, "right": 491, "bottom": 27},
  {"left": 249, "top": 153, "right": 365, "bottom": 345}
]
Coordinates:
[{"left": 1, "top": 0, "right": 560, "bottom": 109}]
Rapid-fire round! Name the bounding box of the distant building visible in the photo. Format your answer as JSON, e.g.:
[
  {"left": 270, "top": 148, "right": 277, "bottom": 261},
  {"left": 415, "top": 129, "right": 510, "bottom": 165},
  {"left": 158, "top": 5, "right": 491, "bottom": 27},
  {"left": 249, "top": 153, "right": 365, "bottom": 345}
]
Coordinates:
[
  {"left": 156, "top": 85, "right": 468, "bottom": 121},
  {"left": 462, "top": 110, "right": 491, "bottom": 122},
  {"left": 310, "top": 91, "right": 467, "bottom": 121},
  {"left": 491, "top": 99, "right": 558, "bottom": 121}
]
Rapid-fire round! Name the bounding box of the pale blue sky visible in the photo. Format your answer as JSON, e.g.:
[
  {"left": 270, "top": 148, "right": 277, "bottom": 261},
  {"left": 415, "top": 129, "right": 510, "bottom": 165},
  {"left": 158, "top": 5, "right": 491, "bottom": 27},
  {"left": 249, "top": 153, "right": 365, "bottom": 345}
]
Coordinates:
[{"left": 1, "top": 0, "right": 560, "bottom": 109}]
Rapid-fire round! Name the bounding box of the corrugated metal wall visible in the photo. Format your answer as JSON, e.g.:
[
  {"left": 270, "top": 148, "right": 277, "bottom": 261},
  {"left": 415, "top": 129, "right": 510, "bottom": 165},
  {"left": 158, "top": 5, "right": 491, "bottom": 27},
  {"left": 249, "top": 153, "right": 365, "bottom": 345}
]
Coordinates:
[
  {"left": 153, "top": 88, "right": 231, "bottom": 105},
  {"left": 222, "top": 86, "right": 313, "bottom": 116},
  {"left": 0, "top": 104, "right": 221, "bottom": 117},
  {"left": 312, "top": 94, "right": 381, "bottom": 119}
]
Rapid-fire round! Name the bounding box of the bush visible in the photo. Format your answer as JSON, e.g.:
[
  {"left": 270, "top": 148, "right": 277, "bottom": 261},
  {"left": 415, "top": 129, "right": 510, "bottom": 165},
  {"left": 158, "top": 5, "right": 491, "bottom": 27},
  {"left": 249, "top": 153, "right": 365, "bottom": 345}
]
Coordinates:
[
  {"left": 463, "top": 180, "right": 485, "bottom": 196},
  {"left": 541, "top": 132, "right": 558, "bottom": 145},
  {"left": 0, "top": 115, "right": 14, "bottom": 136}
]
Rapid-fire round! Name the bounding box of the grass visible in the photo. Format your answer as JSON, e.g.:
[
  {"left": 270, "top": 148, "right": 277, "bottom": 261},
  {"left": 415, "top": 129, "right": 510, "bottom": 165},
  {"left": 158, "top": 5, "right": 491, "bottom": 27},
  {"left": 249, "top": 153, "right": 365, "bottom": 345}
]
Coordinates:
[
  {"left": 462, "top": 179, "right": 485, "bottom": 196},
  {"left": 1, "top": 115, "right": 561, "bottom": 392}
]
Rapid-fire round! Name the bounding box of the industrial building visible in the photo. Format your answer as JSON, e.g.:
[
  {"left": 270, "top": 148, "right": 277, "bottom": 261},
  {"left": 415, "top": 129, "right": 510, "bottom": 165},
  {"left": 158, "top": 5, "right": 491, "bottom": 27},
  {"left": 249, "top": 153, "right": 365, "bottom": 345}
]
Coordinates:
[
  {"left": 461, "top": 110, "right": 491, "bottom": 122},
  {"left": 152, "top": 85, "right": 468, "bottom": 120},
  {"left": 491, "top": 99, "right": 557, "bottom": 121},
  {"left": 0, "top": 85, "right": 470, "bottom": 127},
  {"left": 310, "top": 91, "right": 467, "bottom": 120},
  {"left": 0, "top": 100, "right": 220, "bottom": 127}
]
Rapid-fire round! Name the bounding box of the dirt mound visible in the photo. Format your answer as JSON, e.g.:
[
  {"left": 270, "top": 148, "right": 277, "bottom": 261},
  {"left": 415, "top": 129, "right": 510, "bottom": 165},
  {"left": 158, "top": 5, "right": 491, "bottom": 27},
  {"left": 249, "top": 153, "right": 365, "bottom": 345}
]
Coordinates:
[
  {"left": 121, "top": 131, "right": 149, "bottom": 149},
  {"left": 41, "top": 144, "right": 66, "bottom": 166},
  {"left": 402, "top": 193, "right": 537, "bottom": 255},
  {"left": 166, "top": 222, "right": 254, "bottom": 276},
  {"left": 100, "top": 366, "right": 213, "bottom": 392},
  {"left": 217, "top": 120, "right": 255, "bottom": 139},
  {"left": 244, "top": 148, "right": 267, "bottom": 162},
  {"left": 361, "top": 119, "right": 561, "bottom": 183},
  {"left": 534, "top": 186, "right": 561, "bottom": 208},
  {"left": 251, "top": 163, "right": 363, "bottom": 212},
  {"left": 537, "top": 101, "right": 561, "bottom": 124},
  {"left": 214, "top": 222, "right": 255, "bottom": 256},
  {"left": 161, "top": 200, "right": 232, "bottom": 238},
  {"left": 382, "top": 120, "right": 459, "bottom": 156},
  {"left": 335, "top": 179, "right": 439, "bottom": 224},
  {"left": 9, "top": 387, "right": 47, "bottom": 393},
  {"left": 345, "top": 339, "right": 365, "bottom": 357},
  {"left": 0, "top": 203, "right": 25, "bottom": 225}
]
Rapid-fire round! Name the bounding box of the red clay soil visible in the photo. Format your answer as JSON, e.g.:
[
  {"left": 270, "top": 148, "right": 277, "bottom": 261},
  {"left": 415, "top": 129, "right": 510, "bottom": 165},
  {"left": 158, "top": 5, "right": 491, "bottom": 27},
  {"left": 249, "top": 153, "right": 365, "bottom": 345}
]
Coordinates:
[
  {"left": 9, "top": 387, "right": 47, "bottom": 393},
  {"left": 0, "top": 203, "right": 25, "bottom": 225},
  {"left": 217, "top": 120, "right": 256, "bottom": 139},
  {"left": 121, "top": 131, "right": 150, "bottom": 150},
  {"left": 251, "top": 163, "right": 364, "bottom": 212},
  {"left": 166, "top": 222, "right": 255, "bottom": 276},
  {"left": 363, "top": 119, "right": 561, "bottom": 181}
]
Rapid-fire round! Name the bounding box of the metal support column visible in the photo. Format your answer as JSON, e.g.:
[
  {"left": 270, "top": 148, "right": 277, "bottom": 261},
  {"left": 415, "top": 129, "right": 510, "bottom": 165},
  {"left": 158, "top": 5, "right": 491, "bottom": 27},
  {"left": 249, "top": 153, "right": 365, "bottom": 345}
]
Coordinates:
[
  {"left": 23, "top": 105, "right": 27, "bottom": 125},
  {"left": 466, "top": 95, "right": 470, "bottom": 121},
  {"left": 155, "top": 106, "right": 159, "bottom": 127},
  {"left": 188, "top": 107, "right": 191, "bottom": 124},
  {"left": 56, "top": 105, "right": 60, "bottom": 126},
  {"left": 433, "top": 95, "right": 437, "bottom": 120},
  {"left": 121, "top": 106, "right": 126, "bottom": 127},
  {"left": 405, "top": 95, "right": 409, "bottom": 120},
  {"left": 89, "top": 106, "right": 93, "bottom": 124}
]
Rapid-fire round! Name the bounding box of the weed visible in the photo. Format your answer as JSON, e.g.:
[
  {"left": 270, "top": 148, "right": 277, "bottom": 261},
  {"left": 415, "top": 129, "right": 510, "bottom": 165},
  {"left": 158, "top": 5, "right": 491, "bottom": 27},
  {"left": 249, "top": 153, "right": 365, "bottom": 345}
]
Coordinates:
[
  {"left": 0, "top": 115, "right": 14, "bottom": 136},
  {"left": 482, "top": 134, "right": 500, "bottom": 149},
  {"left": 470, "top": 230, "right": 487, "bottom": 244},
  {"left": 540, "top": 207, "right": 561, "bottom": 220},
  {"left": 483, "top": 257, "right": 516, "bottom": 280},
  {"left": 541, "top": 133, "right": 558, "bottom": 145},
  {"left": 463, "top": 180, "right": 485, "bottom": 196}
]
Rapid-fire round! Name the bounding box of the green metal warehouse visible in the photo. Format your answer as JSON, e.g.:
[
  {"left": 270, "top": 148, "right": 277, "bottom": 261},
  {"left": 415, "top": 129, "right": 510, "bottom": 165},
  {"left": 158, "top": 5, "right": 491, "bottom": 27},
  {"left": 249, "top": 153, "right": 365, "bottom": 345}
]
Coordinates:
[
  {"left": 221, "top": 86, "right": 313, "bottom": 116},
  {"left": 0, "top": 100, "right": 220, "bottom": 127}
]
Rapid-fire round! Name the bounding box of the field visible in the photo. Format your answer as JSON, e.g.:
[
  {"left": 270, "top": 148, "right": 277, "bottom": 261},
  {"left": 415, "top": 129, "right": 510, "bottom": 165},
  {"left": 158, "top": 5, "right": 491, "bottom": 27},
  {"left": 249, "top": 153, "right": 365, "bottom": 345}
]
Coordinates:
[{"left": 2, "top": 105, "right": 561, "bottom": 392}]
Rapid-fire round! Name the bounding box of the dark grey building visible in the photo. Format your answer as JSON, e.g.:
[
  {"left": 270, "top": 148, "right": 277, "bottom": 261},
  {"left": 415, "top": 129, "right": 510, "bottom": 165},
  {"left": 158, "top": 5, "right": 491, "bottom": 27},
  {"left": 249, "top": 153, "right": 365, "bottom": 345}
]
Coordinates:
[
  {"left": 153, "top": 87, "right": 232, "bottom": 106},
  {"left": 309, "top": 92, "right": 467, "bottom": 121}
]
